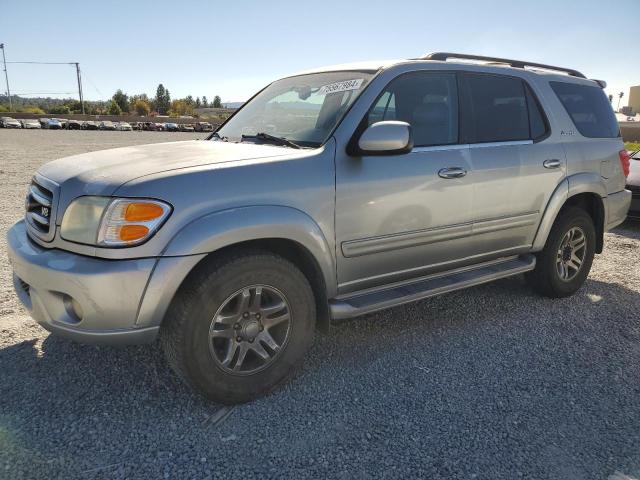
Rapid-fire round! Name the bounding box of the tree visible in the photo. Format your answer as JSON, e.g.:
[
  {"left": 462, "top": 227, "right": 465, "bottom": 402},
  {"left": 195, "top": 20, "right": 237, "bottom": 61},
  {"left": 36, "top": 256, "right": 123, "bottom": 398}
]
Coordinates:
[
  {"left": 133, "top": 99, "right": 151, "bottom": 116},
  {"left": 185, "top": 95, "right": 195, "bottom": 106},
  {"left": 106, "top": 100, "right": 122, "bottom": 115},
  {"left": 129, "top": 93, "right": 150, "bottom": 112},
  {"left": 195, "top": 97, "right": 201, "bottom": 108},
  {"left": 154, "top": 84, "right": 171, "bottom": 115},
  {"left": 617, "top": 92, "right": 624, "bottom": 111},
  {"left": 112, "top": 89, "right": 129, "bottom": 113},
  {"left": 213, "top": 95, "right": 222, "bottom": 108},
  {"left": 202, "top": 96, "right": 208, "bottom": 108},
  {"left": 66, "top": 100, "right": 85, "bottom": 114},
  {"left": 21, "top": 106, "right": 45, "bottom": 114},
  {"left": 168, "top": 99, "right": 195, "bottom": 117},
  {"left": 48, "top": 105, "right": 70, "bottom": 114}
]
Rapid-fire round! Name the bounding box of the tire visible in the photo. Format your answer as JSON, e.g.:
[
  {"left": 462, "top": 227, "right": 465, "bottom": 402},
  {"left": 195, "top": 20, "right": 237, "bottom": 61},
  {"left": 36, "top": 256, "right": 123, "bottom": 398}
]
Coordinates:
[
  {"left": 160, "top": 250, "right": 316, "bottom": 404},
  {"left": 527, "top": 206, "right": 596, "bottom": 298}
]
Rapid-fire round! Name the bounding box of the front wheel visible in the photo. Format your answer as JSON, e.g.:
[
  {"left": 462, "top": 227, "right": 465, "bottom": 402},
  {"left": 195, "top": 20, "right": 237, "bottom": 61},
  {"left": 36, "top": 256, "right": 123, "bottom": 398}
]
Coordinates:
[
  {"left": 160, "top": 251, "right": 316, "bottom": 404},
  {"left": 527, "top": 206, "right": 596, "bottom": 298}
]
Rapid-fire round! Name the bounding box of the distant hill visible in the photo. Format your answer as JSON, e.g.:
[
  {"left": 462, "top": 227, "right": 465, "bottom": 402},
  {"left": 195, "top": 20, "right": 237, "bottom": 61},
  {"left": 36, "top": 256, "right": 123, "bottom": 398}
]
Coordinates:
[{"left": 222, "top": 102, "right": 244, "bottom": 109}]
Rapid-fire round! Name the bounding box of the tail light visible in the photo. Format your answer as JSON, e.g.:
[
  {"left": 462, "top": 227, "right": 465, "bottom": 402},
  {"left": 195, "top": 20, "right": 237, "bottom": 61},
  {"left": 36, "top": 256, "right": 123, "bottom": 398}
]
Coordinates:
[{"left": 619, "top": 150, "right": 630, "bottom": 177}]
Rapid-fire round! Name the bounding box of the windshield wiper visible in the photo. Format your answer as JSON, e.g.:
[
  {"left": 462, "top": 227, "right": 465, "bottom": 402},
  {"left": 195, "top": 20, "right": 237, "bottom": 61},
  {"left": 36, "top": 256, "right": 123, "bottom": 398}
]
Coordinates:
[
  {"left": 241, "top": 132, "right": 301, "bottom": 149},
  {"left": 210, "top": 132, "right": 229, "bottom": 141}
]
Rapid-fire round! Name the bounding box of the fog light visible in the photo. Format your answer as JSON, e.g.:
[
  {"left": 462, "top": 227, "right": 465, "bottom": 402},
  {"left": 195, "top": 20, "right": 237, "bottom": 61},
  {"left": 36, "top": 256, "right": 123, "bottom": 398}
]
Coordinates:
[{"left": 63, "top": 295, "right": 84, "bottom": 323}]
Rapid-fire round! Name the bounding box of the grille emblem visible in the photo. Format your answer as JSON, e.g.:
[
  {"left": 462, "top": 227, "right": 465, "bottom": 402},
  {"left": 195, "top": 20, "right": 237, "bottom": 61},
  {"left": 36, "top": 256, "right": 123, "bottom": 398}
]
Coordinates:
[{"left": 41, "top": 206, "right": 49, "bottom": 218}]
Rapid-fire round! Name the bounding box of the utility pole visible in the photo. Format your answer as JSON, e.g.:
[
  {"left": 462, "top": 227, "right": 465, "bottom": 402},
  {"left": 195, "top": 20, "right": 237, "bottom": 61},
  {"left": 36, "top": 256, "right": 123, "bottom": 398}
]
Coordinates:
[
  {"left": 0, "top": 43, "right": 12, "bottom": 111},
  {"left": 74, "top": 62, "right": 85, "bottom": 114}
]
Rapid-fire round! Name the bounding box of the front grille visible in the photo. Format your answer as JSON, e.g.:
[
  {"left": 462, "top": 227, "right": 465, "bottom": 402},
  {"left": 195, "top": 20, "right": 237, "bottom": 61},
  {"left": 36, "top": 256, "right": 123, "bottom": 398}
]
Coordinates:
[
  {"left": 25, "top": 176, "right": 58, "bottom": 242},
  {"left": 26, "top": 181, "right": 53, "bottom": 233}
]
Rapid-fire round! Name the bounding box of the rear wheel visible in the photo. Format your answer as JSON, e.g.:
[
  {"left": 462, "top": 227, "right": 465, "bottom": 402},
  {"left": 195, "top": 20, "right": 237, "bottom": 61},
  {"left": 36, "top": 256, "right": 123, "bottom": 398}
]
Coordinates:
[
  {"left": 527, "top": 206, "right": 596, "bottom": 298},
  {"left": 160, "top": 251, "right": 316, "bottom": 404}
]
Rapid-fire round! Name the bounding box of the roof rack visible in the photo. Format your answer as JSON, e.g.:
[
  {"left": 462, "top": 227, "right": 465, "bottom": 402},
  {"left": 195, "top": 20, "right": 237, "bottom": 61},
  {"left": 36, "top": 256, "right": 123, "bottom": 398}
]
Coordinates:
[{"left": 419, "top": 52, "right": 587, "bottom": 79}]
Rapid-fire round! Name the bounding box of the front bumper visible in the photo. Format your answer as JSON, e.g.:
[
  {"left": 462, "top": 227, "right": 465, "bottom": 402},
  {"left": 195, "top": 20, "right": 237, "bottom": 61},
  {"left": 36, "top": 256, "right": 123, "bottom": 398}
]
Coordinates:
[
  {"left": 604, "top": 189, "right": 632, "bottom": 230},
  {"left": 7, "top": 220, "right": 159, "bottom": 344}
]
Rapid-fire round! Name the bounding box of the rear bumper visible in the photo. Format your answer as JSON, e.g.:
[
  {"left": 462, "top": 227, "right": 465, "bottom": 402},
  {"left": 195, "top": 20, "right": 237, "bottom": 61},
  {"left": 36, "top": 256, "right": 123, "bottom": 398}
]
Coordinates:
[{"left": 604, "top": 189, "right": 632, "bottom": 230}]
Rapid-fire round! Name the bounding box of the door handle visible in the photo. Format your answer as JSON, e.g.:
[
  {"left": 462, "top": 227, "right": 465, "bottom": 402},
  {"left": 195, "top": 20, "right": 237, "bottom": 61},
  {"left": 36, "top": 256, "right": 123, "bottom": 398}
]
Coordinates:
[
  {"left": 438, "top": 167, "right": 467, "bottom": 179},
  {"left": 543, "top": 159, "right": 561, "bottom": 169}
]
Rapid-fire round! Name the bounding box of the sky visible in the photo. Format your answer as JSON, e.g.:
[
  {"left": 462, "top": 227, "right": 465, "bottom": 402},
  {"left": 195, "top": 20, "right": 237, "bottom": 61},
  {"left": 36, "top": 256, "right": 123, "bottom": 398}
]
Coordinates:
[{"left": 1, "top": 0, "right": 638, "bottom": 106}]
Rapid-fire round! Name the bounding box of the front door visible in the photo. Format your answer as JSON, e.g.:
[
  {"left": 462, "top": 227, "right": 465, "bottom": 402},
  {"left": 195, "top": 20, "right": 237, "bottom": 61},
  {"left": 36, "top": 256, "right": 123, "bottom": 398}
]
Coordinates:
[{"left": 335, "top": 71, "right": 474, "bottom": 294}]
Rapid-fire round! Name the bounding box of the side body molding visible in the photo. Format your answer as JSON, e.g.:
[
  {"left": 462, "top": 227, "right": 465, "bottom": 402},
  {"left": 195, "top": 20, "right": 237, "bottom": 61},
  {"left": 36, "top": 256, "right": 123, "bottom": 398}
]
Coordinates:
[
  {"left": 531, "top": 173, "right": 607, "bottom": 251},
  {"left": 161, "top": 205, "right": 337, "bottom": 297}
]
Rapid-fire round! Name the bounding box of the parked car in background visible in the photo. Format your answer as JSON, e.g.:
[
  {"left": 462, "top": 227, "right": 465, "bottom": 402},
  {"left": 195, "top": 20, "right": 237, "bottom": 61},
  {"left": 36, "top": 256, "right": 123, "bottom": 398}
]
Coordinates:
[
  {"left": 66, "top": 120, "right": 82, "bottom": 130},
  {"left": 116, "top": 122, "right": 133, "bottom": 131},
  {"left": 194, "top": 121, "right": 213, "bottom": 132},
  {"left": 179, "top": 123, "right": 195, "bottom": 132},
  {"left": 142, "top": 121, "right": 160, "bottom": 131},
  {"left": 81, "top": 121, "right": 99, "bottom": 130},
  {"left": 46, "top": 118, "right": 62, "bottom": 130},
  {"left": 57, "top": 119, "right": 68, "bottom": 129},
  {"left": 0, "top": 117, "right": 22, "bottom": 128},
  {"left": 99, "top": 121, "right": 116, "bottom": 131},
  {"left": 627, "top": 149, "right": 640, "bottom": 219},
  {"left": 164, "top": 122, "right": 179, "bottom": 132},
  {"left": 21, "top": 119, "right": 42, "bottom": 129},
  {"left": 38, "top": 118, "right": 50, "bottom": 128}
]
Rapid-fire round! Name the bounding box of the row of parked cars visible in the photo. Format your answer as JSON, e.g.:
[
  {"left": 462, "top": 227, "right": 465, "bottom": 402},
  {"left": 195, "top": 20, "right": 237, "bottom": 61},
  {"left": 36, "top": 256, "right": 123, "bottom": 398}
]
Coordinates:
[{"left": 0, "top": 116, "right": 214, "bottom": 132}]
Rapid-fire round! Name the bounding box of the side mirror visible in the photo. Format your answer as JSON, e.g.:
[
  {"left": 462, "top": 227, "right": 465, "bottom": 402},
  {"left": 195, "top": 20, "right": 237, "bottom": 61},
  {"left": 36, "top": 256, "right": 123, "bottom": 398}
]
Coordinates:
[{"left": 352, "top": 121, "right": 413, "bottom": 156}]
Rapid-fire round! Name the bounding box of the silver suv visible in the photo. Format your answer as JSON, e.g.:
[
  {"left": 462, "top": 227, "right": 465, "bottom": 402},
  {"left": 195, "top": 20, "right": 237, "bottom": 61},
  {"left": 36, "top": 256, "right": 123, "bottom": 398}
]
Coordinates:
[{"left": 7, "top": 53, "right": 632, "bottom": 403}]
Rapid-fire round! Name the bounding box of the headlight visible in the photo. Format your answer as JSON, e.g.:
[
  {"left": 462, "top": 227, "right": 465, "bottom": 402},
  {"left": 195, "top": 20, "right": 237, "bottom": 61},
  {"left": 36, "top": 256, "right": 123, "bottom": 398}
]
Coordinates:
[{"left": 60, "top": 197, "right": 172, "bottom": 247}]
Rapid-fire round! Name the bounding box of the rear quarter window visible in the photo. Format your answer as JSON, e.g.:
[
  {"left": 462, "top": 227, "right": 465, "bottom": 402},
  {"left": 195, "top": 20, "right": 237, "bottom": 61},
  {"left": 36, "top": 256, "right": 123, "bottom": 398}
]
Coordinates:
[{"left": 550, "top": 81, "right": 620, "bottom": 138}]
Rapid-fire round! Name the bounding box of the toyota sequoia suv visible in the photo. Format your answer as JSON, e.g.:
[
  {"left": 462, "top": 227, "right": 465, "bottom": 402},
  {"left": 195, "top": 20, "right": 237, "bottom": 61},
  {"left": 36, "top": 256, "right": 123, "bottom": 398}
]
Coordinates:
[{"left": 7, "top": 53, "right": 632, "bottom": 403}]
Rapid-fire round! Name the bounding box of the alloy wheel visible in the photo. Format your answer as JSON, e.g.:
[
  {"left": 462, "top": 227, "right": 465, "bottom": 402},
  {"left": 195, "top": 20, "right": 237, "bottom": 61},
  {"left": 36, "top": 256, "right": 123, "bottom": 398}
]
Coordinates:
[
  {"left": 556, "top": 226, "right": 587, "bottom": 282},
  {"left": 209, "top": 285, "right": 292, "bottom": 375}
]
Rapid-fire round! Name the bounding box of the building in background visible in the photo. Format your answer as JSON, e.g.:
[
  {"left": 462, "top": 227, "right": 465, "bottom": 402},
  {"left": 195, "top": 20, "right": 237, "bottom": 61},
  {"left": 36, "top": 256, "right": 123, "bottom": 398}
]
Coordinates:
[{"left": 629, "top": 85, "right": 640, "bottom": 115}]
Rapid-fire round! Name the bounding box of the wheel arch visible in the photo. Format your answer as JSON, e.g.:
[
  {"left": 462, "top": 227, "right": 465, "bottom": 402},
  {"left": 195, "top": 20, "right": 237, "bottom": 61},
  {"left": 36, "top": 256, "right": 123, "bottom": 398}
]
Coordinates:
[
  {"left": 154, "top": 206, "right": 335, "bottom": 332},
  {"left": 532, "top": 174, "right": 606, "bottom": 253}
]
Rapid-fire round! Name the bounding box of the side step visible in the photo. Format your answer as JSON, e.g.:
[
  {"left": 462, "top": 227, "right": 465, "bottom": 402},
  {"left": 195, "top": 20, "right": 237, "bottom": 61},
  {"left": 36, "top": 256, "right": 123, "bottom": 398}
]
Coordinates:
[{"left": 329, "top": 254, "right": 536, "bottom": 320}]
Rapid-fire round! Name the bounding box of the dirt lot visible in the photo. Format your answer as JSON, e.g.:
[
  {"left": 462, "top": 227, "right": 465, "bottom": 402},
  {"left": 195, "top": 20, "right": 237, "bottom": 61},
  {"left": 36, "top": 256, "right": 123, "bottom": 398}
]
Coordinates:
[{"left": 1, "top": 129, "right": 640, "bottom": 479}]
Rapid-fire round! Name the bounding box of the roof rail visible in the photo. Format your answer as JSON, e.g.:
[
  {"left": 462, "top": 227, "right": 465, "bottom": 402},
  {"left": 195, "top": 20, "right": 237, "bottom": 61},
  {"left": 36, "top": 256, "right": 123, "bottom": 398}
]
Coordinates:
[{"left": 420, "top": 52, "right": 587, "bottom": 79}]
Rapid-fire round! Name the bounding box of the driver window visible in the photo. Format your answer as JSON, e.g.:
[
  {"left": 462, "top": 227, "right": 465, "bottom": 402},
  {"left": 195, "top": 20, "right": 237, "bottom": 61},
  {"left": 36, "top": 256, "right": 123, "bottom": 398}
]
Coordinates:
[{"left": 367, "top": 72, "right": 459, "bottom": 147}]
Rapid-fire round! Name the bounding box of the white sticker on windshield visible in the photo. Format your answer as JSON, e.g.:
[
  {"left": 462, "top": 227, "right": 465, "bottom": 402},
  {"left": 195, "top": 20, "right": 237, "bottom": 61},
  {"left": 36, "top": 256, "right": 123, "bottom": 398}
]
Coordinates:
[{"left": 318, "top": 78, "right": 364, "bottom": 95}]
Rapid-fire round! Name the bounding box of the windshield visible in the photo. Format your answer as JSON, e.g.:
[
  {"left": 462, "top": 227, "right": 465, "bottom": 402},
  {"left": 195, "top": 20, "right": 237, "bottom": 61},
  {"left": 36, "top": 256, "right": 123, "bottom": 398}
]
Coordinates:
[{"left": 214, "top": 71, "right": 375, "bottom": 147}]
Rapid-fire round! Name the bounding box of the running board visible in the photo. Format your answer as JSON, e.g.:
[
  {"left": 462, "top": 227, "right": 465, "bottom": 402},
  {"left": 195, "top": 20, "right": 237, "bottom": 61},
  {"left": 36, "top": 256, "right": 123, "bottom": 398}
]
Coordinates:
[{"left": 329, "top": 254, "right": 536, "bottom": 320}]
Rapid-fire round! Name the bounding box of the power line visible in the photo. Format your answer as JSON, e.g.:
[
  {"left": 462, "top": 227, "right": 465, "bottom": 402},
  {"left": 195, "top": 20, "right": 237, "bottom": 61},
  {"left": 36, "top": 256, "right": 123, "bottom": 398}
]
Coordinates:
[
  {"left": 0, "top": 48, "right": 85, "bottom": 113},
  {"left": 5, "top": 61, "right": 76, "bottom": 65},
  {"left": 11, "top": 91, "right": 76, "bottom": 95}
]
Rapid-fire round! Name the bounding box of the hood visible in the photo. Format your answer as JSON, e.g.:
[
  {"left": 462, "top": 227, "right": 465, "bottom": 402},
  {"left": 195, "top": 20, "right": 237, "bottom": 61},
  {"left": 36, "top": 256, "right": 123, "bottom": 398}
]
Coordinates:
[{"left": 38, "top": 140, "right": 294, "bottom": 197}]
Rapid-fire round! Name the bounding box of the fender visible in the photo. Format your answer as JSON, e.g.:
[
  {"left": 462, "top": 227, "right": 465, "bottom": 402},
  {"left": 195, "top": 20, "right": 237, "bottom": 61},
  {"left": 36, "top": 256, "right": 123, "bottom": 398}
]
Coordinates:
[
  {"left": 532, "top": 173, "right": 606, "bottom": 251},
  {"left": 161, "top": 205, "right": 337, "bottom": 297}
]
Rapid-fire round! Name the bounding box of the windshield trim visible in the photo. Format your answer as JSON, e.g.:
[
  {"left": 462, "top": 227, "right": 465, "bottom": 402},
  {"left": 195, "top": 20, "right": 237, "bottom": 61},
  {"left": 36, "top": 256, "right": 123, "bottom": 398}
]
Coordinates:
[{"left": 206, "top": 69, "right": 382, "bottom": 147}]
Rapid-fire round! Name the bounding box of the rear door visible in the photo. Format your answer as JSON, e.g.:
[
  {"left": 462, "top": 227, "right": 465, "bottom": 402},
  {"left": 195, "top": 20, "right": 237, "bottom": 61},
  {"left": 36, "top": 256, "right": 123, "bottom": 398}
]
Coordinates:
[{"left": 459, "top": 73, "right": 566, "bottom": 256}]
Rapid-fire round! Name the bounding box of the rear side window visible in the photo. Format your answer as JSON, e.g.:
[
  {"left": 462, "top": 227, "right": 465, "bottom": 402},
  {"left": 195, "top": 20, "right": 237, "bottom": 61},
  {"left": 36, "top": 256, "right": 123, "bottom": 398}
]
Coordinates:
[
  {"left": 461, "top": 74, "right": 530, "bottom": 143},
  {"left": 550, "top": 82, "right": 620, "bottom": 138}
]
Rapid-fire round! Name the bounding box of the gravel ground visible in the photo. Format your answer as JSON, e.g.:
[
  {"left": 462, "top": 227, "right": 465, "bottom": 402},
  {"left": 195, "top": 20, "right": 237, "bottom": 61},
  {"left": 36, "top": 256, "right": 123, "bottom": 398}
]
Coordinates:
[{"left": 1, "top": 129, "right": 639, "bottom": 479}]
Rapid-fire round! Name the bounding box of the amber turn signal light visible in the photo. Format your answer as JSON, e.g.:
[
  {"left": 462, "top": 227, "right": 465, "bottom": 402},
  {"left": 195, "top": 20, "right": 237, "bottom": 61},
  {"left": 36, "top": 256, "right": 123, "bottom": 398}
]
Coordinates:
[
  {"left": 124, "top": 203, "right": 165, "bottom": 222},
  {"left": 118, "top": 224, "right": 150, "bottom": 242}
]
